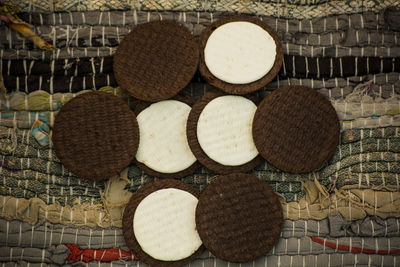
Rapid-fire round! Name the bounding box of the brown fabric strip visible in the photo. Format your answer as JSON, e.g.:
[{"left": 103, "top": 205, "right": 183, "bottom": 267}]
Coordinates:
[
  {"left": 2, "top": 25, "right": 399, "bottom": 49},
  {"left": 2, "top": 73, "right": 117, "bottom": 93},
  {"left": 3, "top": 56, "right": 399, "bottom": 78},
  {"left": 3, "top": 56, "right": 399, "bottom": 92},
  {"left": 2, "top": 57, "right": 114, "bottom": 76}
]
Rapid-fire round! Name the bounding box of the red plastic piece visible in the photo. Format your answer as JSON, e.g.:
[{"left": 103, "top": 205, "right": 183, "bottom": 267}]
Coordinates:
[{"left": 66, "top": 244, "right": 139, "bottom": 262}]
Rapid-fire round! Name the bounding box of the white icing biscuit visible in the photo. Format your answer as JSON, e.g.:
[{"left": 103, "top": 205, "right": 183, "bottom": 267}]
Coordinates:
[
  {"left": 133, "top": 188, "right": 202, "bottom": 261},
  {"left": 196, "top": 95, "right": 258, "bottom": 166},
  {"left": 204, "top": 21, "right": 277, "bottom": 84},
  {"left": 136, "top": 100, "right": 196, "bottom": 173}
]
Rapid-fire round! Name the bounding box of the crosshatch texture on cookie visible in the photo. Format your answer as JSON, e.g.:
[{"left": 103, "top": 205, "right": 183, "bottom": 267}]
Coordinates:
[
  {"left": 196, "top": 173, "right": 283, "bottom": 262},
  {"left": 52, "top": 91, "right": 139, "bottom": 181},
  {"left": 253, "top": 85, "right": 340, "bottom": 173},
  {"left": 113, "top": 20, "right": 199, "bottom": 102}
]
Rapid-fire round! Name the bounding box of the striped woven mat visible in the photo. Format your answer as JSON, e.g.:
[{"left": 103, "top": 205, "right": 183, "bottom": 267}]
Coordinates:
[{"left": 0, "top": 0, "right": 400, "bottom": 266}]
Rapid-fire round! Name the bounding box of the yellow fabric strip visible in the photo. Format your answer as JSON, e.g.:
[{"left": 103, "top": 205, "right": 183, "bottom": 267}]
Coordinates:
[
  {"left": 0, "top": 86, "right": 130, "bottom": 111},
  {"left": 0, "top": 168, "right": 132, "bottom": 228},
  {"left": 282, "top": 176, "right": 400, "bottom": 221}
]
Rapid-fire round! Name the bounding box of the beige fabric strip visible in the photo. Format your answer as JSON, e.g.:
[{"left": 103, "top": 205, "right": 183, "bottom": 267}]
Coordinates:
[{"left": 1, "top": 172, "right": 399, "bottom": 227}]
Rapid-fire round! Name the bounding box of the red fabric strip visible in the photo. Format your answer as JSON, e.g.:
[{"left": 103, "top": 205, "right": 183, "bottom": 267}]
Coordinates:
[
  {"left": 66, "top": 244, "right": 139, "bottom": 262},
  {"left": 311, "top": 237, "right": 400, "bottom": 255}
]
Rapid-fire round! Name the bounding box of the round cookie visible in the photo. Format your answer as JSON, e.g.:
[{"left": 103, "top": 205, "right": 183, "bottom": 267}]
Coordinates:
[
  {"left": 135, "top": 99, "right": 200, "bottom": 178},
  {"left": 195, "top": 173, "right": 283, "bottom": 262},
  {"left": 252, "top": 85, "right": 340, "bottom": 173},
  {"left": 114, "top": 21, "right": 199, "bottom": 101},
  {"left": 123, "top": 179, "right": 204, "bottom": 266},
  {"left": 197, "top": 96, "right": 258, "bottom": 165},
  {"left": 52, "top": 91, "right": 139, "bottom": 181},
  {"left": 186, "top": 90, "right": 263, "bottom": 174},
  {"left": 199, "top": 16, "right": 283, "bottom": 94}
]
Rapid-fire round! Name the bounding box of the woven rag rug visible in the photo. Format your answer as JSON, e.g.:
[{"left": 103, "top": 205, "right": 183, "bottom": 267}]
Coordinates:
[{"left": 1, "top": 0, "right": 400, "bottom": 266}]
